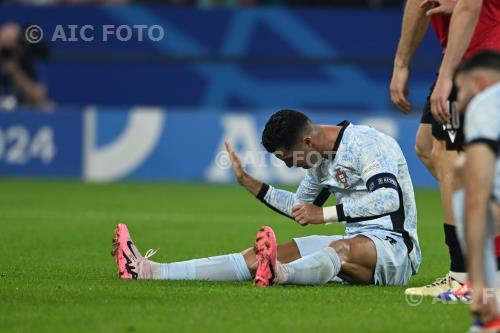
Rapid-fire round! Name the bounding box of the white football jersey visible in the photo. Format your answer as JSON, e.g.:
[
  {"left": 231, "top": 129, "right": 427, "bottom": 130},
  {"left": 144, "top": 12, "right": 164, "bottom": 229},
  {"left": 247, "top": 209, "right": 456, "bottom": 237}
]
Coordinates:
[{"left": 258, "top": 121, "right": 420, "bottom": 273}]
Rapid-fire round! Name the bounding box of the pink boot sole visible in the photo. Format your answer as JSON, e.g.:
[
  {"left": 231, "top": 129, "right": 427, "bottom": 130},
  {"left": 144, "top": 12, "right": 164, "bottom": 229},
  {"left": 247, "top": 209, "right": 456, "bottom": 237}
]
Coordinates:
[
  {"left": 112, "top": 223, "right": 132, "bottom": 279},
  {"left": 254, "top": 226, "right": 277, "bottom": 288}
]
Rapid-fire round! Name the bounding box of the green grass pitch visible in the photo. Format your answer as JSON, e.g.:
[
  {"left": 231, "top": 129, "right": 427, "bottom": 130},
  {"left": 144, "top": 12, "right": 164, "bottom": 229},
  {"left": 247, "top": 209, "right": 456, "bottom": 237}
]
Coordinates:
[{"left": 0, "top": 180, "right": 470, "bottom": 333}]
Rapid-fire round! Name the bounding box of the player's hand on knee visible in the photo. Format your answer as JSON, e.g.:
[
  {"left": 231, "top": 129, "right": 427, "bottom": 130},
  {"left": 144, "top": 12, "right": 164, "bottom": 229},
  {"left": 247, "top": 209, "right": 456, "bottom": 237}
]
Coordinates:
[
  {"left": 292, "top": 203, "right": 324, "bottom": 226},
  {"left": 224, "top": 140, "right": 247, "bottom": 184}
]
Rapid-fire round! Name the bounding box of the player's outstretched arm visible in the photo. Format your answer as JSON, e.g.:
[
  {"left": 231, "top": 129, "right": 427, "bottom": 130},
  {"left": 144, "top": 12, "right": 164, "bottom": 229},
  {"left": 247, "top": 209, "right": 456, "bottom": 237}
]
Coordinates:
[
  {"left": 225, "top": 140, "right": 297, "bottom": 218},
  {"left": 390, "top": 0, "right": 432, "bottom": 113},
  {"left": 430, "top": 0, "right": 482, "bottom": 124},
  {"left": 225, "top": 140, "right": 326, "bottom": 221}
]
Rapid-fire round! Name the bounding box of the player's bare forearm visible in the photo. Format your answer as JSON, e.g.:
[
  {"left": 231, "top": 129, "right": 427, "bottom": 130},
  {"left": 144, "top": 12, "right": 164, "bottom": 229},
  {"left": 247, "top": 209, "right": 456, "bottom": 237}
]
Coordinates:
[
  {"left": 238, "top": 172, "right": 263, "bottom": 197},
  {"left": 394, "top": 0, "right": 431, "bottom": 68},
  {"left": 391, "top": 0, "right": 432, "bottom": 112},
  {"left": 438, "top": 0, "right": 482, "bottom": 78},
  {"left": 464, "top": 145, "right": 495, "bottom": 287}
]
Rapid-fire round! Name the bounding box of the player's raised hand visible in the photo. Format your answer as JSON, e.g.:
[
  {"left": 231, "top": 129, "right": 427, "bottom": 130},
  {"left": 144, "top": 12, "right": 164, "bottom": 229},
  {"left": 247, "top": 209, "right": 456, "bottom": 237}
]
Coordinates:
[
  {"left": 292, "top": 203, "right": 324, "bottom": 226},
  {"left": 420, "top": 0, "right": 456, "bottom": 16},
  {"left": 430, "top": 75, "right": 452, "bottom": 124},
  {"left": 224, "top": 140, "right": 246, "bottom": 184},
  {"left": 224, "top": 140, "right": 263, "bottom": 196},
  {"left": 390, "top": 66, "right": 412, "bottom": 113}
]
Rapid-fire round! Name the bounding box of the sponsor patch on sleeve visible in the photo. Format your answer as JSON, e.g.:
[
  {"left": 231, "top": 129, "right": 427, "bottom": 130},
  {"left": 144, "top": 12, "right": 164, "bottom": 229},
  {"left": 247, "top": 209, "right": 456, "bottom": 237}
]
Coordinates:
[{"left": 366, "top": 173, "right": 398, "bottom": 192}]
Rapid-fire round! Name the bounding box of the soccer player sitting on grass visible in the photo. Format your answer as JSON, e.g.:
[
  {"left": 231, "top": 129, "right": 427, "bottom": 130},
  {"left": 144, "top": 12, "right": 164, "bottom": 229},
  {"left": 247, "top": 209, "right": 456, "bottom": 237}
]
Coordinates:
[{"left": 112, "top": 110, "right": 421, "bottom": 286}]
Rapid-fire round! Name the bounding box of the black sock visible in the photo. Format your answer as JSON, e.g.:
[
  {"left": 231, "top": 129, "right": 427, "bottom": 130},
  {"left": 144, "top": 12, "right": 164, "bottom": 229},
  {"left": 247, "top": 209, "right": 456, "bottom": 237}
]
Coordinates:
[{"left": 444, "top": 224, "right": 466, "bottom": 272}]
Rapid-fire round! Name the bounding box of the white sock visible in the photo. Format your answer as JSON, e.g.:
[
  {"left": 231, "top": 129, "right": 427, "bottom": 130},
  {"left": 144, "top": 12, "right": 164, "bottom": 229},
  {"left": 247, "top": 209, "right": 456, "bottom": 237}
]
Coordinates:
[
  {"left": 280, "top": 247, "right": 341, "bottom": 285},
  {"left": 449, "top": 271, "right": 467, "bottom": 285},
  {"left": 150, "top": 253, "right": 252, "bottom": 281}
]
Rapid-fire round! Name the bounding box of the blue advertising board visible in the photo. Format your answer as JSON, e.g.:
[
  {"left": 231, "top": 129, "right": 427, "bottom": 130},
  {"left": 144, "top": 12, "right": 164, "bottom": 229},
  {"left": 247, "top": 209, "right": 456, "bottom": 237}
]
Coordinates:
[
  {"left": 86, "top": 107, "right": 435, "bottom": 186},
  {"left": 0, "top": 7, "right": 441, "bottom": 110},
  {"left": 0, "top": 107, "right": 436, "bottom": 187},
  {"left": 0, "top": 111, "right": 82, "bottom": 177}
]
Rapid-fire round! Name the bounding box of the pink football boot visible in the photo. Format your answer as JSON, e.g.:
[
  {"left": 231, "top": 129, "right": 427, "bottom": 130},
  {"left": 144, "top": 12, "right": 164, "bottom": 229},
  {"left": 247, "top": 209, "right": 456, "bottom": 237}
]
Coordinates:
[
  {"left": 112, "top": 223, "right": 157, "bottom": 280},
  {"left": 253, "top": 226, "right": 277, "bottom": 287}
]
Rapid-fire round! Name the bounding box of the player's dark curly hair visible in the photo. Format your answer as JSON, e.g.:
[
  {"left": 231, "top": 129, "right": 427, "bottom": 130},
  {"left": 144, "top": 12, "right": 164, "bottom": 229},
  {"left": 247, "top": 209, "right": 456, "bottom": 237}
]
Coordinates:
[
  {"left": 456, "top": 50, "right": 500, "bottom": 75},
  {"left": 261, "top": 109, "right": 311, "bottom": 153}
]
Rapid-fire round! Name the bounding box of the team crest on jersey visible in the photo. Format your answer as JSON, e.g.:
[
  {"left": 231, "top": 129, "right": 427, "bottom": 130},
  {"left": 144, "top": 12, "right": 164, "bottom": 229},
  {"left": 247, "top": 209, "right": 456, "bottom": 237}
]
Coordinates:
[{"left": 335, "top": 169, "right": 349, "bottom": 188}]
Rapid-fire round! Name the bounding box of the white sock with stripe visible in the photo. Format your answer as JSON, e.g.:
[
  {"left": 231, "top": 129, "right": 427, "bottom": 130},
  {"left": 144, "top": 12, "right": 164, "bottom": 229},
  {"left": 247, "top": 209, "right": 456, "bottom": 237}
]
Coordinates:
[{"left": 279, "top": 247, "right": 341, "bottom": 285}]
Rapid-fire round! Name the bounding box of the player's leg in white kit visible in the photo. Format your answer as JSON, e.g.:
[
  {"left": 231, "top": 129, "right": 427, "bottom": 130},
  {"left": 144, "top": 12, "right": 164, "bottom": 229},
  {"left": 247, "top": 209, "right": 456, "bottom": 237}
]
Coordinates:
[
  {"left": 271, "top": 235, "right": 376, "bottom": 286},
  {"left": 112, "top": 223, "right": 251, "bottom": 281},
  {"left": 112, "top": 223, "right": 302, "bottom": 282},
  {"left": 147, "top": 244, "right": 302, "bottom": 281}
]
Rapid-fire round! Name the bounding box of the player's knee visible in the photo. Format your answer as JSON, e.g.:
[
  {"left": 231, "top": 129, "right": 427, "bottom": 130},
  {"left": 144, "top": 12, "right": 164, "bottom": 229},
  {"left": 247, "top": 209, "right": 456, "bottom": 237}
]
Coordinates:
[
  {"left": 430, "top": 143, "right": 442, "bottom": 164},
  {"left": 415, "top": 126, "right": 432, "bottom": 158},
  {"left": 434, "top": 156, "right": 455, "bottom": 185},
  {"left": 430, "top": 142, "right": 448, "bottom": 181},
  {"left": 328, "top": 240, "right": 350, "bottom": 263},
  {"left": 415, "top": 141, "right": 431, "bottom": 163}
]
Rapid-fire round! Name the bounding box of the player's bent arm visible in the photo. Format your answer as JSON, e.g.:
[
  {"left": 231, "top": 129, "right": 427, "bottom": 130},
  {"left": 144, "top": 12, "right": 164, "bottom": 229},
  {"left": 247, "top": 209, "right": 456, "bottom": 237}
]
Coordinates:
[
  {"left": 236, "top": 169, "right": 297, "bottom": 218},
  {"left": 256, "top": 184, "right": 297, "bottom": 218},
  {"left": 257, "top": 172, "right": 326, "bottom": 219},
  {"left": 464, "top": 143, "right": 496, "bottom": 288},
  {"left": 237, "top": 170, "right": 302, "bottom": 219},
  {"left": 328, "top": 138, "right": 404, "bottom": 223},
  {"left": 438, "top": 0, "right": 482, "bottom": 79},
  {"left": 336, "top": 186, "right": 400, "bottom": 222},
  {"left": 323, "top": 174, "right": 401, "bottom": 223}
]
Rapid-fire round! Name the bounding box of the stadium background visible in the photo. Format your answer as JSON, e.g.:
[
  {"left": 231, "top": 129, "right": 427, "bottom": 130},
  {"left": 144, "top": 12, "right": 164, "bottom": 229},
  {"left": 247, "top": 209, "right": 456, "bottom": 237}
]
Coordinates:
[
  {"left": 0, "top": 6, "right": 441, "bottom": 186},
  {"left": 1, "top": 4, "right": 471, "bottom": 333}
]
